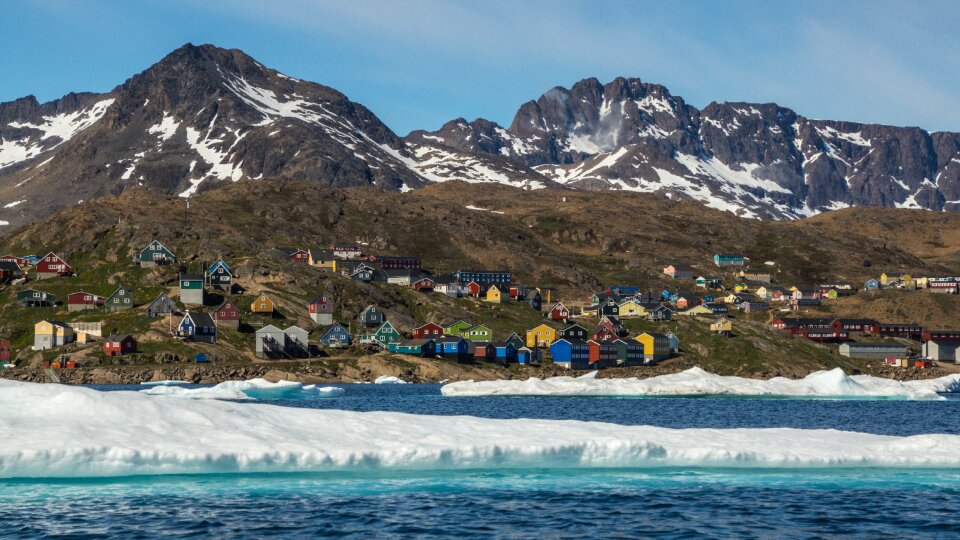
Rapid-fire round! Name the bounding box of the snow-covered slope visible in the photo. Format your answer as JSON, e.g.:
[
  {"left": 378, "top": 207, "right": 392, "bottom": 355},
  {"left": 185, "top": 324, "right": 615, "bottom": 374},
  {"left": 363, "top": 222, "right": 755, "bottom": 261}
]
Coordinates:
[
  {"left": 414, "top": 77, "right": 960, "bottom": 220},
  {"left": 3, "top": 46, "right": 960, "bottom": 227}
]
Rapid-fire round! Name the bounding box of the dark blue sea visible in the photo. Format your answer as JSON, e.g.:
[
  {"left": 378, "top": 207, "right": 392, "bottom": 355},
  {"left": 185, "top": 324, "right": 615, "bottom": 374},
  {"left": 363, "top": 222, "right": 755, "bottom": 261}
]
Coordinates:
[{"left": 4, "top": 383, "right": 960, "bottom": 539}]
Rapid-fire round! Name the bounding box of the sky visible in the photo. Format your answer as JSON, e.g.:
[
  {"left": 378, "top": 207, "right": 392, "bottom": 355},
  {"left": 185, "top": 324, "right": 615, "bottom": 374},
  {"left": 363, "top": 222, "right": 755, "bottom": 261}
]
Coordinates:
[{"left": 2, "top": 0, "right": 959, "bottom": 135}]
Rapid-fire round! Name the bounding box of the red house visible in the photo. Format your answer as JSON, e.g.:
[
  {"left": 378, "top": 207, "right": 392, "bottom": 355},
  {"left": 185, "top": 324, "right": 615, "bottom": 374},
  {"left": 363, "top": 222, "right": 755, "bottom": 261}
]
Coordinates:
[
  {"left": 0, "top": 338, "right": 11, "bottom": 364},
  {"left": 213, "top": 301, "right": 241, "bottom": 329},
  {"left": 0, "top": 255, "right": 29, "bottom": 268},
  {"left": 66, "top": 291, "right": 104, "bottom": 312},
  {"left": 411, "top": 277, "right": 435, "bottom": 292},
  {"left": 286, "top": 248, "right": 309, "bottom": 263},
  {"left": 546, "top": 302, "right": 570, "bottom": 323},
  {"left": 921, "top": 329, "right": 960, "bottom": 342},
  {"left": 508, "top": 285, "right": 525, "bottom": 300},
  {"left": 472, "top": 342, "right": 495, "bottom": 361},
  {"left": 588, "top": 339, "right": 618, "bottom": 368},
  {"left": 413, "top": 322, "right": 444, "bottom": 339},
  {"left": 36, "top": 252, "right": 72, "bottom": 280},
  {"left": 593, "top": 326, "right": 618, "bottom": 342},
  {"left": 103, "top": 334, "right": 138, "bottom": 357},
  {"left": 467, "top": 281, "right": 484, "bottom": 297}
]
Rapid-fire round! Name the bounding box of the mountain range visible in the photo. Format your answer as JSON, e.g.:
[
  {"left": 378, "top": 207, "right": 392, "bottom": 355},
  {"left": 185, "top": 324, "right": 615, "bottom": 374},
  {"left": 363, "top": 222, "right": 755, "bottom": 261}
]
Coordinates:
[{"left": 1, "top": 43, "right": 959, "bottom": 228}]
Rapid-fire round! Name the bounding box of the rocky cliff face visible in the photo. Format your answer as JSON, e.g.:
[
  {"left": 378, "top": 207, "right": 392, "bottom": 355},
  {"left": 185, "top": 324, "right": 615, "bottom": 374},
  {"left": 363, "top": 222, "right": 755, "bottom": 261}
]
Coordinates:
[
  {"left": 1, "top": 45, "right": 959, "bottom": 227},
  {"left": 414, "top": 77, "right": 960, "bottom": 219}
]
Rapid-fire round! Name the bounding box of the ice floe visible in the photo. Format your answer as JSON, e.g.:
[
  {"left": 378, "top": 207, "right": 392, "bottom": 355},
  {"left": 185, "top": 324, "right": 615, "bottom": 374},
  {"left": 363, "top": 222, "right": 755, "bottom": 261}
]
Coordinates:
[
  {"left": 140, "top": 378, "right": 344, "bottom": 400},
  {"left": 1, "top": 379, "right": 960, "bottom": 478},
  {"left": 440, "top": 368, "right": 960, "bottom": 400}
]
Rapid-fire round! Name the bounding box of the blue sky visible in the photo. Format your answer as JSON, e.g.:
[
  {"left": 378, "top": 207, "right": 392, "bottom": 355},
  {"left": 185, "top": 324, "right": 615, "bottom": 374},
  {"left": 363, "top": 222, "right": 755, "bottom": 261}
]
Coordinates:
[{"left": 3, "top": 0, "right": 959, "bottom": 135}]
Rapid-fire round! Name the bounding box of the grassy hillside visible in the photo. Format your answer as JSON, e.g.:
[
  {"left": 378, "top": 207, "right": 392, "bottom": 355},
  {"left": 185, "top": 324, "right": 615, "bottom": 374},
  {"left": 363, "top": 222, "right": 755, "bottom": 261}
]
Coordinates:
[{"left": 1, "top": 178, "right": 959, "bottom": 377}]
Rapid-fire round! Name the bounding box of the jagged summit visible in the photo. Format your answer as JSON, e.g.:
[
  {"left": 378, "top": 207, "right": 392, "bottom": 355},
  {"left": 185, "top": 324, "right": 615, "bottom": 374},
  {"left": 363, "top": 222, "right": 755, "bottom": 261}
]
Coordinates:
[{"left": 1, "top": 44, "right": 959, "bottom": 228}]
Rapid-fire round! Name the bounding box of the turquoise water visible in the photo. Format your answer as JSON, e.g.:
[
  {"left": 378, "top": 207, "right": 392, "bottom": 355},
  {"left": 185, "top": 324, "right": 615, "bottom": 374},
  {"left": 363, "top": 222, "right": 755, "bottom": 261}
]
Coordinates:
[{"left": 4, "top": 384, "right": 960, "bottom": 538}]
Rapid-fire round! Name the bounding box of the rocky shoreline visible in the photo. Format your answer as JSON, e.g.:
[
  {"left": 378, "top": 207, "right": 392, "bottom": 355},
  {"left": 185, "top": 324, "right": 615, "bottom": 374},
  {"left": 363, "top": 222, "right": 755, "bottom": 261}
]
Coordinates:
[{"left": 0, "top": 353, "right": 952, "bottom": 386}]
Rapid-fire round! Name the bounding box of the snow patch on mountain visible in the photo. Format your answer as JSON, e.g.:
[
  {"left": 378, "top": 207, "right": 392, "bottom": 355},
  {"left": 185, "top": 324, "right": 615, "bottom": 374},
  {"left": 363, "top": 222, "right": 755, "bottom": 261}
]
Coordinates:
[
  {"left": 147, "top": 113, "right": 181, "bottom": 143},
  {"left": 0, "top": 98, "right": 114, "bottom": 170},
  {"left": 402, "top": 144, "right": 548, "bottom": 190}
]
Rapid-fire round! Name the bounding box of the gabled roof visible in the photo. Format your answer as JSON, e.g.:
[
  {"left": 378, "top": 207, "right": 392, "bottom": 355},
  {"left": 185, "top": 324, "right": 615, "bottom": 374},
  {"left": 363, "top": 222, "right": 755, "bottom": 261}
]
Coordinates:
[
  {"left": 321, "top": 322, "right": 350, "bottom": 337},
  {"left": 208, "top": 258, "right": 232, "bottom": 273},
  {"left": 105, "top": 333, "right": 135, "bottom": 343},
  {"left": 256, "top": 324, "right": 283, "bottom": 334},
  {"left": 184, "top": 311, "right": 216, "bottom": 327},
  {"left": 214, "top": 300, "right": 237, "bottom": 312},
  {"left": 308, "top": 248, "right": 335, "bottom": 260},
  {"left": 179, "top": 273, "right": 204, "bottom": 281},
  {"left": 0, "top": 261, "right": 22, "bottom": 272},
  {"left": 309, "top": 294, "right": 332, "bottom": 304},
  {"left": 149, "top": 292, "right": 172, "bottom": 304}
]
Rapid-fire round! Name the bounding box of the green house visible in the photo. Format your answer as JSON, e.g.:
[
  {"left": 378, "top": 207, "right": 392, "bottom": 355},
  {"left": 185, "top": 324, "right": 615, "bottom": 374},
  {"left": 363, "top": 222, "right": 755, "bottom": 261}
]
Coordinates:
[
  {"left": 443, "top": 320, "right": 472, "bottom": 336},
  {"left": 137, "top": 240, "right": 176, "bottom": 267},
  {"left": 373, "top": 321, "right": 401, "bottom": 346},
  {"left": 461, "top": 324, "right": 492, "bottom": 341},
  {"left": 179, "top": 273, "right": 205, "bottom": 305},
  {"left": 105, "top": 285, "right": 133, "bottom": 312},
  {"left": 16, "top": 289, "right": 56, "bottom": 307},
  {"left": 389, "top": 338, "right": 436, "bottom": 357}
]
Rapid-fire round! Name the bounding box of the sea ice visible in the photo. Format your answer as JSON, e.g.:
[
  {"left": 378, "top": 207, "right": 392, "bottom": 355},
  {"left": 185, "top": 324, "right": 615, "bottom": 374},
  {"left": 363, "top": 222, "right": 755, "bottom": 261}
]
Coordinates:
[
  {"left": 140, "top": 378, "right": 345, "bottom": 400},
  {"left": 1, "top": 379, "right": 959, "bottom": 478},
  {"left": 440, "top": 368, "right": 960, "bottom": 400}
]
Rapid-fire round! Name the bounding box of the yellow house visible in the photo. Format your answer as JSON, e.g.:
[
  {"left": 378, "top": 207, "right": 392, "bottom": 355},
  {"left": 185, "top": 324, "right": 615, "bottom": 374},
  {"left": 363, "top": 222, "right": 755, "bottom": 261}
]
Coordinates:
[
  {"left": 485, "top": 284, "right": 506, "bottom": 303},
  {"left": 635, "top": 332, "right": 671, "bottom": 362},
  {"left": 526, "top": 324, "right": 558, "bottom": 348},
  {"left": 733, "top": 282, "right": 750, "bottom": 293},
  {"left": 722, "top": 293, "right": 743, "bottom": 304},
  {"left": 308, "top": 249, "right": 337, "bottom": 271},
  {"left": 681, "top": 304, "right": 714, "bottom": 316},
  {"left": 880, "top": 272, "right": 912, "bottom": 287},
  {"left": 617, "top": 300, "right": 648, "bottom": 319},
  {"left": 250, "top": 293, "right": 275, "bottom": 314},
  {"left": 755, "top": 286, "right": 771, "bottom": 299},
  {"left": 710, "top": 318, "right": 733, "bottom": 334},
  {"left": 34, "top": 320, "right": 74, "bottom": 350}
]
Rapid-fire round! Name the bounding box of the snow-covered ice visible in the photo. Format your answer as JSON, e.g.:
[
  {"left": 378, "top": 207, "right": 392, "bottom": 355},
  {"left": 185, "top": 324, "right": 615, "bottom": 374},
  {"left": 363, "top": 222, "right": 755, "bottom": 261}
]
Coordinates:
[
  {"left": 1, "top": 379, "right": 960, "bottom": 478},
  {"left": 440, "top": 368, "right": 960, "bottom": 400},
  {"left": 140, "top": 378, "right": 345, "bottom": 400},
  {"left": 374, "top": 375, "right": 407, "bottom": 385},
  {"left": 139, "top": 380, "right": 190, "bottom": 386}
]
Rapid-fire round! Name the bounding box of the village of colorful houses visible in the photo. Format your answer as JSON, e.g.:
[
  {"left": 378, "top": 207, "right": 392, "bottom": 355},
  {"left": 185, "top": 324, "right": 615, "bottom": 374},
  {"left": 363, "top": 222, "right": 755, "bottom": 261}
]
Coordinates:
[{"left": 2, "top": 245, "right": 960, "bottom": 372}]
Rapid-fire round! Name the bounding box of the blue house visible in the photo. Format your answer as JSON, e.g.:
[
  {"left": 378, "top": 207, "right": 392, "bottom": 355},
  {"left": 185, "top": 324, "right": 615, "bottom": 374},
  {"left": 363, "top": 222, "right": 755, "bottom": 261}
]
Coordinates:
[
  {"left": 517, "top": 347, "right": 533, "bottom": 365},
  {"left": 491, "top": 342, "right": 518, "bottom": 365},
  {"left": 360, "top": 305, "right": 384, "bottom": 327},
  {"left": 178, "top": 311, "right": 217, "bottom": 344},
  {"left": 207, "top": 258, "right": 233, "bottom": 287},
  {"left": 194, "top": 353, "right": 208, "bottom": 364},
  {"left": 436, "top": 336, "right": 469, "bottom": 362},
  {"left": 665, "top": 331, "right": 681, "bottom": 354},
  {"left": 864, "top": 279, "right": 880, "bottom": 291},
  {"left": 320, "top": 322, "right": 352, "bottom": 347},
  {"left": 549, "top": 339, "right": 590, "bottom": 370}
]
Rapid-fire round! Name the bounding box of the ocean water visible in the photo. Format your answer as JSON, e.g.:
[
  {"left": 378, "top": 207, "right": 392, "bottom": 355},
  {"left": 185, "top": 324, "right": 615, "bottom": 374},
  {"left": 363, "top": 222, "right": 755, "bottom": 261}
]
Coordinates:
[{"left": 4, "top": 383, "right": 960, "bottom": 538}]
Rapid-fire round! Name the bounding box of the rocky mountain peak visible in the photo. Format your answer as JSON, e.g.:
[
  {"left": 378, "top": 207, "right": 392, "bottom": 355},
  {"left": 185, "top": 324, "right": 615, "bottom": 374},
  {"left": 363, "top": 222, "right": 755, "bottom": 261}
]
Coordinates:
[{"left": 3, "top": 45, "right": 960, "bottom": 229}]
